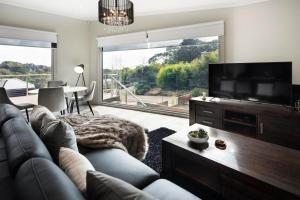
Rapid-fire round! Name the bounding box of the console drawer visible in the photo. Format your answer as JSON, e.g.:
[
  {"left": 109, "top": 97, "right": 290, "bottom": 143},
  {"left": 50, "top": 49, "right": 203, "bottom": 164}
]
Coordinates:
[
  {"left": 196, "top": 116, "right": 221, "bottom": 129},
  {"left": 196, "top": 105, "right": 221, "bottom": 119}
]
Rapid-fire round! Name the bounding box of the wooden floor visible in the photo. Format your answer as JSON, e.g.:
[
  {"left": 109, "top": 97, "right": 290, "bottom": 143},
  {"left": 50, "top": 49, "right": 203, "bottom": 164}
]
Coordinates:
[{"left": 93, "top": 105, "right": 189, "bottom": 132}]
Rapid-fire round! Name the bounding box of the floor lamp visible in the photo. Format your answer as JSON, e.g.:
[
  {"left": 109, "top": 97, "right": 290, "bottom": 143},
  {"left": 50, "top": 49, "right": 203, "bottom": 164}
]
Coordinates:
[{"left": 74, "top": 64, "right": 86, "bottom": 86}]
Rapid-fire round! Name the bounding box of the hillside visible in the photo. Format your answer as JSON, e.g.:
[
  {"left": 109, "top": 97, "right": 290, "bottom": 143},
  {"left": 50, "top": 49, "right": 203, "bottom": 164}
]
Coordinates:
[{"left": 0, "top": 61, "right": 51, "bottom": 75}]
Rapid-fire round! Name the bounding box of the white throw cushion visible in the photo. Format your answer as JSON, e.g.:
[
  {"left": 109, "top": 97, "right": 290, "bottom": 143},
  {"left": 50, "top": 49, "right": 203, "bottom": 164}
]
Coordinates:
[{"left": 59, "top": 147, "right": 95, "bottom": 193}]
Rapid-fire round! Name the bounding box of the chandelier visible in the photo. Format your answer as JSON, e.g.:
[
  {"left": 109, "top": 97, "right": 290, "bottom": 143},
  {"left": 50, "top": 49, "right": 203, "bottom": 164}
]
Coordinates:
[{"left": 98, "top": 0, "right": 134, "bottom": 27}]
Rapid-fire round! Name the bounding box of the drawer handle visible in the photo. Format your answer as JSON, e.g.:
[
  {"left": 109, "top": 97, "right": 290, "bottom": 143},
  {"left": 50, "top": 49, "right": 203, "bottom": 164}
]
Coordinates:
[
  {"left": 203, "top": 110, "right": 213, "bottom": 114},
  {"left": 260, "top": 122, "right": 264, "bottom": 134},
  {"left": 202, "top": 120, "right": 213, "bottom": 125}
]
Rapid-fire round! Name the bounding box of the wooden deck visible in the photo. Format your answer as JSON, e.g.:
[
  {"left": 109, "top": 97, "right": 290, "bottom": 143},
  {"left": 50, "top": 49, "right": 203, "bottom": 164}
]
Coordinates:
[{"left": 9, "top": 95, "right": 189, "bottom": 132}]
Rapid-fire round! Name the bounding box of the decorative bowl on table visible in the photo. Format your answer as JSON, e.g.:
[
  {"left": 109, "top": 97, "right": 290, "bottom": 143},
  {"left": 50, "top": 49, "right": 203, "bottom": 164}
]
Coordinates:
[{"left": 188, "top": 129, "right": 209, "bottom": 144}]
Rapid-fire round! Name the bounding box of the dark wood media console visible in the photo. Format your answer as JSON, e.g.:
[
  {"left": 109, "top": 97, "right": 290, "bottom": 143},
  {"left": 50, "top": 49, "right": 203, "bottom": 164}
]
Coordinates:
[
  {"left": 162, "top": 125, "right": 300, "bottom": 200},
  {"left": 190, "top": 97, "right": 300, "bottom": 150}
]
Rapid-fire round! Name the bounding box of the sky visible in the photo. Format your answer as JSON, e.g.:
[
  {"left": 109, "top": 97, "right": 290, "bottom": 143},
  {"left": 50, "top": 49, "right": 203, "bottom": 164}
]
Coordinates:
[
  {"left": 0, "top": 45, "right": 51, "bottom": 66},
  {"left": 103, "top": 36, "right": 218, "bottom": 70},
  {"left": 103, "top": 47, "right": 166, "bottom": 70},
  {"left": 0, "top": 36, "right": 217, "bottom": 70}
]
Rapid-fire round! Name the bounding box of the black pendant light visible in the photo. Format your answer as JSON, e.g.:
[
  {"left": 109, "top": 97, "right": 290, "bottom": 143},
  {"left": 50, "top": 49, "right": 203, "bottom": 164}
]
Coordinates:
[{"left": 98, "top": 0, "right": 134, "bottom": 26}]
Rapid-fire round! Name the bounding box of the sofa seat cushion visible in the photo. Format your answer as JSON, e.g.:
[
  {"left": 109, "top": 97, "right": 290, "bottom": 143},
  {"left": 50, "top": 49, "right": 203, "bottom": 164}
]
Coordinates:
[
  {"left": 1, "top": 117, "right": 52, "bottom": 175},
  {"left": 143, "top": 179, "right": 201, "bottom": 200},
  {"left": 15, "top": 158, "right": 85, "bottom": 200},
  {"left": 85, "top": 149, "right": 159, "bottom": 189}
]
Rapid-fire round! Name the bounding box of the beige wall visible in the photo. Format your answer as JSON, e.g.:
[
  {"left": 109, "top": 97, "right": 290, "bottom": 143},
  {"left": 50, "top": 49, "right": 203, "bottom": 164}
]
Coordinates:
[{"left": 0, "top": 4, "right": 90, "bottom": 86}]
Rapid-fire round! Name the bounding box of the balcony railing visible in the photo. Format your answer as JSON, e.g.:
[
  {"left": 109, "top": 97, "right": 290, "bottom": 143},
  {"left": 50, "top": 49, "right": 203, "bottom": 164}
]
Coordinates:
[{"left": 0, "top": 74, "right": 51, "bottom": 97}]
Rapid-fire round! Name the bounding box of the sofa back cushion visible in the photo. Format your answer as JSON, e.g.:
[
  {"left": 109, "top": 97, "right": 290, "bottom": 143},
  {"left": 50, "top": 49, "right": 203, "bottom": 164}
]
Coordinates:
[
  {"left": 0, "top": 104, "right": 22, "bottom": 126},
  {"left": 1, "top": 117, "right": 52, "bottom": 175},
  {"left": 15, "top": 158, "right": 85, "bottom": 200}
]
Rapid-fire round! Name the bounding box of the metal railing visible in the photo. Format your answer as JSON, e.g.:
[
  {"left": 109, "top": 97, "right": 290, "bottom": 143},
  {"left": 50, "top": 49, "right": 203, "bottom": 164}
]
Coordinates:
[
  {"left": 0, "top": 74, "right": 51, "bottom": 97},
  {"left": 103, "top": 73, "right": 147, "bottom": 107}
]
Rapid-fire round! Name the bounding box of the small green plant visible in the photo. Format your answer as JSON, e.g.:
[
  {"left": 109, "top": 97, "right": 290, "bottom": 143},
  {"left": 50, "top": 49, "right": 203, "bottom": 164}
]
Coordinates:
[{"left": 189, "top": 129, "right": 208, "bottom": 138}]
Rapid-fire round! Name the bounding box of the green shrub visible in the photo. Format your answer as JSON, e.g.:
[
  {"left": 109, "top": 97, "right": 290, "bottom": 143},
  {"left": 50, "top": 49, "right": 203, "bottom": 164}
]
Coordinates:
[
  {"left": 192, "top": 88, "right": 201, "bottom": 97},
  {"left": 134, "top": 82, "right": 151, "bottom": 95}
]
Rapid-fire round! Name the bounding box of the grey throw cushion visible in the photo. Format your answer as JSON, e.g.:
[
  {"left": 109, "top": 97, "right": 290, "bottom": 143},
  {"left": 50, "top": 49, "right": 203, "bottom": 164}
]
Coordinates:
[
  {"left": 40, "top": 120, "right": 78, "bottom": 163},
  {"left": 30, "top": 105, "right": 56, "bottom": 134},
  {"left": 86, "top": 170, "right": 157, "bottom": 200}
]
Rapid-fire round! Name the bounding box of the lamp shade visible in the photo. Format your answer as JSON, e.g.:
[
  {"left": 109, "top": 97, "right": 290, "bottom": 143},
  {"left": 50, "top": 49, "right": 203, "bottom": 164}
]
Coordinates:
[{"left": 74, "top": 64, "right": 84, "bottom": 74}]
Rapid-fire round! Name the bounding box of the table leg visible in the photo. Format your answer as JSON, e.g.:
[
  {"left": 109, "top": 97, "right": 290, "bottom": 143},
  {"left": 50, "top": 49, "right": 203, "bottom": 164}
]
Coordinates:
[
  {"left": 74, "top": 92, "right": 80, "bottom": 114},
  {"left": 65, "top": 97, "right": 69, "bottom": 113}
]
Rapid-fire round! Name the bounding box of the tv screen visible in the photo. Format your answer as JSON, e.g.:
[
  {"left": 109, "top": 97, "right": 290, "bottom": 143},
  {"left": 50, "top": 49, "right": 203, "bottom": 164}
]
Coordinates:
[{"left": 209, "top": 62, "right": 292, "bottom": 106}]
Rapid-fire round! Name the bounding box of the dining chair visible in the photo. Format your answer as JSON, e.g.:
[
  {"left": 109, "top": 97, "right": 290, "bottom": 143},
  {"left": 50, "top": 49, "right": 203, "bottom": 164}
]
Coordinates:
[
  {"left": 47, "top": 80, "right": 70, "bottom": 112},
  {"left": 38, "top": 87, "right": 67, "bottom": 115},
  {"left": 70, "top": 81, "right": 96, "bottom": 115},
  {"left": 0, "top": 87, "right": 35, "bottom": 121},
  {"left": 47, "top": 80, "right": 67, "bottom": 87}
]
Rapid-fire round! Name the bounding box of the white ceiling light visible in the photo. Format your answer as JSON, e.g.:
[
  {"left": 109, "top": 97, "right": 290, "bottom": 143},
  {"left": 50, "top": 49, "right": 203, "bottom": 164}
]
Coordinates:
[{"left": 0, "top": 0, "right": 270, "bottom": 21}]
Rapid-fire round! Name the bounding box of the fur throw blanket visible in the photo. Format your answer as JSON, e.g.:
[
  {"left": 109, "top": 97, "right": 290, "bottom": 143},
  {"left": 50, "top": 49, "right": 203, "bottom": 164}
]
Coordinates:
[{"left": 59, "top": 114, "right": 148, "bottom": 160}]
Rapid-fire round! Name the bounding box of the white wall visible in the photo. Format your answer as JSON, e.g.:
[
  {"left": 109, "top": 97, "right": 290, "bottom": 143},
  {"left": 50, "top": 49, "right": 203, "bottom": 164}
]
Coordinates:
[
  {"left": 0, "top": 4, "right": 90, "bottom": 86},
  {"left": 89, "top": 0, "right": 300, "bottom": 102}
]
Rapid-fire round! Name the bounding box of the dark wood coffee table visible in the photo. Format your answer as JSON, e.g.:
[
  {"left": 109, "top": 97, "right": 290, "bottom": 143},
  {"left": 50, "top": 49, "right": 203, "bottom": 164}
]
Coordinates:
[{"left": 162, "top": 124, "right": 300, "bottom": 199}]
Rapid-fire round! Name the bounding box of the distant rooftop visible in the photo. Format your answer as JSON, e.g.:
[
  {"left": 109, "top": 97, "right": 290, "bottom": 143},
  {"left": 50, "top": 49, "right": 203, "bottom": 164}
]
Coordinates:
[{"left": 1, "top": 78, "right": 35, "bottom": 89}]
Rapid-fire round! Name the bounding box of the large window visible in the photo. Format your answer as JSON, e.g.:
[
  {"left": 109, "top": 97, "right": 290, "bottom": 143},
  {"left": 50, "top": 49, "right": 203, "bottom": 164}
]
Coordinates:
[
  {"left": 0, "top": 41, "right": 52, "bottom": 97},
  {"left": 102, "top": 36, "right": 219, "bottom": 114}
]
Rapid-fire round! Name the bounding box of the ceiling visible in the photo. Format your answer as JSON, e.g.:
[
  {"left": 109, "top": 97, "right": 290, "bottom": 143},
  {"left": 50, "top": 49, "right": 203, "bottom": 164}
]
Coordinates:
[{"left": 0, "top": 0, "right": 269, "bottom": 21}]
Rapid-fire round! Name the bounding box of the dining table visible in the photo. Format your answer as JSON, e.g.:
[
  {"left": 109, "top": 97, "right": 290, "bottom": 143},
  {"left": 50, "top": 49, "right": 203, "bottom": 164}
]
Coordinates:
[{"left": 28, "top": 86, "right": 88, "bottom": 114}]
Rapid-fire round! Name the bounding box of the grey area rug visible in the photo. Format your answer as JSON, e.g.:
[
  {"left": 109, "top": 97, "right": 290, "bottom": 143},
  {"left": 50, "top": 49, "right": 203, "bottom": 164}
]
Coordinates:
[{"left": 143, "top": 127, "right": 176, "bottom": 173}]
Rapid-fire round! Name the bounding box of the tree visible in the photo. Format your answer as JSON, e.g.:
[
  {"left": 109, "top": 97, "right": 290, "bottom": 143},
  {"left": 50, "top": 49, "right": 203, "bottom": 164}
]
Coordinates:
[
  {"left": 120, "top": 64, "right": 160, "bottom": 86},
  {"left": 148, "top": 39, "right": 218, "bottom": 65},
  {"left": 156, "top": 62, "right": 191, "bottom": 90},
  {"left": 156, "top": 51, "right": 218, "bottom": 90}
]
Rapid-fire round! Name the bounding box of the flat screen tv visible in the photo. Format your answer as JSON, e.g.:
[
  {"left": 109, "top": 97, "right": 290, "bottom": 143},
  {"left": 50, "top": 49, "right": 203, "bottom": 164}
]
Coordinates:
[{"left": 209, "top": 62, "right": 292, "bottom": 106}]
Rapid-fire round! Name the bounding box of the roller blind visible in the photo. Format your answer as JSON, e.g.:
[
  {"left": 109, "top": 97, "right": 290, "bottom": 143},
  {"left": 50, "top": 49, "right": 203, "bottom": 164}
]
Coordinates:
[
  {"left": 147, "top": 21, "right": 224, "bottom": 43},
  {"left": 97, "top": 31, "right": 147, "bottom": 47},
  {"left": 97, "top": 21, "right": 224, "bottom": 48},
  {"left": 0, "top": 25, "right": 57, "bottom": 43}
]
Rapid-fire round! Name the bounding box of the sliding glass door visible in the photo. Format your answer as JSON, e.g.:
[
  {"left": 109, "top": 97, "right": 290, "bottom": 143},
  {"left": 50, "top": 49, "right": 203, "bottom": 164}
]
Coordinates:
[{"left": 101, "top": 37, "right": 219, "bottom": 115}]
